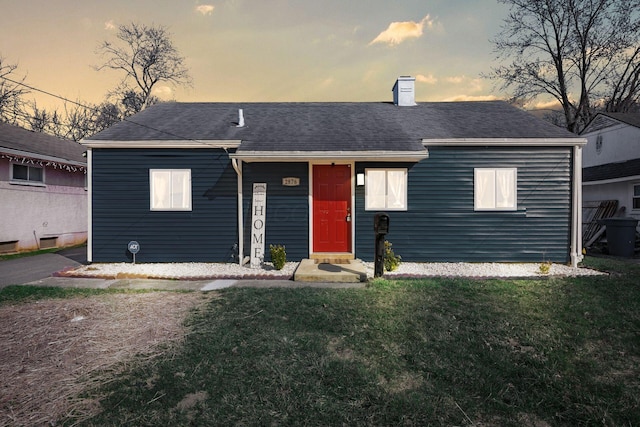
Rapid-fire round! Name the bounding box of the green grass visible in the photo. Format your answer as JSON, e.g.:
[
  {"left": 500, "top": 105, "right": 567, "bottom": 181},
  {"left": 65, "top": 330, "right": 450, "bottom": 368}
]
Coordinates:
[
  {"left": 0, "top": 285, "right": 159, "bottom": 305},
  {"left": 46, "top": 257, "right": 640, "bottom": 425}
]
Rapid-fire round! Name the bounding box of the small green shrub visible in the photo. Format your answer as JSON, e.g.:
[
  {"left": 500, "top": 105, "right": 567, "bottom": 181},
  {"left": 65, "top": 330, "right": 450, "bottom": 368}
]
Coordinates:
[
  {"left": 269, "top": 244, "right": 287, "bottom": 270},
  {"left": 384, "top": 240, "right": 401, "bottom": 271},
  {"left": 539, "top": 261, "right": 551, "bottom": 274}
]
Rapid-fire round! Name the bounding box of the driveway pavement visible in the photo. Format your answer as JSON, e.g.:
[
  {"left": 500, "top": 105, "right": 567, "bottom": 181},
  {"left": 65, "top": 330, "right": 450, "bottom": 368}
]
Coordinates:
[{"left": 0, "top": 246, "right": 87, "bottom": 288}]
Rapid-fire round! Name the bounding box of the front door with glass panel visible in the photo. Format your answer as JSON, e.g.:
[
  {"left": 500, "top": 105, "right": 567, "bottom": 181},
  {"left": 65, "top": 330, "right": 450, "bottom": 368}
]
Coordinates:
[{"left": 313, "top": 164, "right": 351, "bottom": 252}]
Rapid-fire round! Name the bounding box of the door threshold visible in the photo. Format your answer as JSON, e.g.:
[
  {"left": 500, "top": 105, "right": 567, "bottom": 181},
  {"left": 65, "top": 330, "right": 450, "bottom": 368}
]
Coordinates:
[{"left": 309, "top": 253, "right": 355, "bottom": 261}]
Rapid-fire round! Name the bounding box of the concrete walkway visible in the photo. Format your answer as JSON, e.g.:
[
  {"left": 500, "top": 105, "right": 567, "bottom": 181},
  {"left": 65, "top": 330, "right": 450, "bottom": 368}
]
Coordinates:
[
  {"left": 23, "top": 276, "right": 366, "bottom": 290},
  {"left": 1, "top": 246, "right": 366, "bottom": 290}
]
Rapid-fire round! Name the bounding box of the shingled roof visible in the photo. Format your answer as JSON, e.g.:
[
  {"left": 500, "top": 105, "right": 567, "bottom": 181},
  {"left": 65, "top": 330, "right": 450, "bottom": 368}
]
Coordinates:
[
  {"left": 0, "top": 121, "right": 86, "bottom": 165},
  {"left": 583, "top": 158, "right": 640, "bottom": 182},
  {"left": 581, "top": 112, "right": 640, "bottom": 134},
  {"left": 86, "top": 101, "right": 579, "bottom": 155}
]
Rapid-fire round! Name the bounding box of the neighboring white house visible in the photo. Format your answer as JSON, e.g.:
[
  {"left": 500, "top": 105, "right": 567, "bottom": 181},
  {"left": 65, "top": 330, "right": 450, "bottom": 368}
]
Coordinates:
[
  {"left": 0, "top": 122, "right": 87, "bottom": 254},
  {"left": 581, "top": 113, "right": 640, "bottom": 223}
]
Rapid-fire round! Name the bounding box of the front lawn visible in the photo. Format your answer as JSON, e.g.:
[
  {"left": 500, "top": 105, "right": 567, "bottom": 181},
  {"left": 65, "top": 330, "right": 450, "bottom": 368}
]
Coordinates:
[{"left": 60, "top": 258, "right": 640, "bottom": 425}]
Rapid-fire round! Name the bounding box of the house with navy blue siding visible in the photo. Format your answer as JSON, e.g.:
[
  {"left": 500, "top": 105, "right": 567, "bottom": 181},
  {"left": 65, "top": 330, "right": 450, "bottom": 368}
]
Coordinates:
[{"left": 81, "top": 77, "right": 586, "bottom": 267}]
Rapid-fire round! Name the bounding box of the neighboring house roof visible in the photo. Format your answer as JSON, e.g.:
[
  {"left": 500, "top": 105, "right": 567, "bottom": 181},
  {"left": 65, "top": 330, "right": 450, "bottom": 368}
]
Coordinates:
[
  {"left": 0, "top": 121, "right": 86, "bottom": 166},
  {"left": 581, "top": 112, "right": 640, "bottom": 134},
  {"left": 84, "top": 101, "right": 580, "bottom": 161},
  {"left": 583, "top": 158, "right": 640, "bottom": 183}
]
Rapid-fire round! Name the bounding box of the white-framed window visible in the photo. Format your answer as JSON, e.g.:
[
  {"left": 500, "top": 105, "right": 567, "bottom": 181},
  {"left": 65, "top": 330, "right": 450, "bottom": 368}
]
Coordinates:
[
  {"left": 365, "top": 168, "right": 408, "bottom": 211},
  {"left": 633, "top": 184, "right": 640, "bottom": 210},
  {"left": 474, "top": 168, "right": 517, "bottom": 211},
  {"left": 150, "top": 169, "right": 192, "bottom": 211},
  {"left": 11, "top": 163, "right": 44, "bottom": 184}
]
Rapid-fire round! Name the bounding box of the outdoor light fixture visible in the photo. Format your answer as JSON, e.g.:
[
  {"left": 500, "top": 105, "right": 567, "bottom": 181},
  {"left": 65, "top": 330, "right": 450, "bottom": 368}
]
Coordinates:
[{"left": 357, "top": 173, "right": 365, "bottom": 186}]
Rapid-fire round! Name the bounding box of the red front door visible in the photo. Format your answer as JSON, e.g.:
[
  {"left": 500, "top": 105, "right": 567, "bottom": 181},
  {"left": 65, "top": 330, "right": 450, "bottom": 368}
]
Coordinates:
[{"left": 313, "top": 164, "right": 351, "bottom": 253}]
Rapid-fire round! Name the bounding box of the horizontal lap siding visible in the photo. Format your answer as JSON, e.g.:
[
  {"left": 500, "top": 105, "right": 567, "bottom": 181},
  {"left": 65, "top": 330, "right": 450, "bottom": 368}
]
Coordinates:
[
  {"left": 355, "top": 147, "right": 572, "bottom": 262},
  {"left": 92, "top": 149, "right": 237, "bottom": 262},
  {"left": 243, "top": 163, "right": 309, "bottom": 261}
]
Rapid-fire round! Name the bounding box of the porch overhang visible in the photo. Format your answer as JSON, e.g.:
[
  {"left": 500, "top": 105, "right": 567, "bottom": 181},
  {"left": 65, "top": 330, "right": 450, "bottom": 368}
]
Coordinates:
[{"left": 229, "top": 150, "right": 429, "bottom": 163}]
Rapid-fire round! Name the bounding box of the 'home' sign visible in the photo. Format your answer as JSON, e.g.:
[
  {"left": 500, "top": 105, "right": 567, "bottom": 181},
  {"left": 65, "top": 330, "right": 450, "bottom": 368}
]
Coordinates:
[{"left": 250, "top": 183, "right": 267, "bottom": 268}]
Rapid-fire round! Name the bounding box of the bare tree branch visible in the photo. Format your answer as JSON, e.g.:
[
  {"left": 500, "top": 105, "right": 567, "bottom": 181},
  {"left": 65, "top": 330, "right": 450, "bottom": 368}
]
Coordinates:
[
  {"left": 96, "top": 22, "right": 192, "bottom": 116},
  {"left": 0, "top": 55, "right": 30, "bottom": 124},
  {"left": 488, "top": 0, "right": 640, "bottom": 133}
]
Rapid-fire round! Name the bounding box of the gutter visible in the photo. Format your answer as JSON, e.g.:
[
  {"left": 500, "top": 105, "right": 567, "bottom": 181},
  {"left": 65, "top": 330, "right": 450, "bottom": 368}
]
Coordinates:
[
  {"left": 79, "top": 140, "right": 242, "bottom": 149},
  {"left": 422, "top": 137, "right": 588, "bottom": 147},
  {"left": 230, "top": 150, "right": 429, "bottom": 162},
  {"left": 0, "top": 147, "right": 86, "bottom": 168}
]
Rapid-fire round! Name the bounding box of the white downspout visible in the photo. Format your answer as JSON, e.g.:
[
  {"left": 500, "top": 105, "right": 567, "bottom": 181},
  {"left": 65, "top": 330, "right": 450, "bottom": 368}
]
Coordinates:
[
  {"left": 231, "top": 158, "right": 243, "bottom": 264},
  {"left": 86, "top": 148, "right": 93, "bottom": 263},
  {"left": 571, "top": 144, "right": 583, "bottom": 268}
]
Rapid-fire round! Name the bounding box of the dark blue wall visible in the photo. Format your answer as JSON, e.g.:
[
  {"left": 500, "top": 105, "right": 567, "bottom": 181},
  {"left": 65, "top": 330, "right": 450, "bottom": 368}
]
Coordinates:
[
  {"left": 91, "top": 149, "right": 238, "bottom": 262},
  {"left": 355, "top": 147, "right": 573, "bottom": 263},
  {"left": 242, "top": 162, "right": 309, "bottom": 262}
]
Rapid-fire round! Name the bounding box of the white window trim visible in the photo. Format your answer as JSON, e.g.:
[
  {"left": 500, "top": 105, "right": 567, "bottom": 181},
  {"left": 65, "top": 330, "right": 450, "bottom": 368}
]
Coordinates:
[
  {"left": 149, "top": 169, "right": 192, "bottom": 211},
  {"left": 365, "top": 168, "right": 408, "bottom": 211},
  {"left": 632, "top": 182, "right": 640, "bottom": 211},
  {"left": 9, "top": 163, "right": 45, "bottom": 187},
  {"left": 474, "top": 168, "right": 517, "bottom": 211}
]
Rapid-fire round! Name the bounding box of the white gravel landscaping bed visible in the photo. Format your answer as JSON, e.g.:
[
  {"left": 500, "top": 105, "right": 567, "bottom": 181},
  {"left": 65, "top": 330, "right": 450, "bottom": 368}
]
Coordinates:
[
  {"left": 64, "top": 260, "right": 605, "bottom": 280},
  {"left": 63, "top": 262, "right": 299, "bottom": 279},
  {"left": 363, "top": 262, "right": 606, "bottom": 278}
]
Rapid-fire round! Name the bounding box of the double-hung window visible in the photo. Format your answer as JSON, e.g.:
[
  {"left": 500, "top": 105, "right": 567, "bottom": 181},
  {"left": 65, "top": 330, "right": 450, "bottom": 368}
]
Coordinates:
[
  {"left": 633, "top": 184, "right": 640, "bottom": 210},
  {"left": 11, "top": 164, "right": 44, "bottom": 184},
  {"left": 365, "top": 168, "right": 408, "bottom": 210},
  {"left": 474, "top": 168, "right": 517, "bottom": 211},
  {"left": 150, "top": 169, "right": 192, "bottom": 211}
]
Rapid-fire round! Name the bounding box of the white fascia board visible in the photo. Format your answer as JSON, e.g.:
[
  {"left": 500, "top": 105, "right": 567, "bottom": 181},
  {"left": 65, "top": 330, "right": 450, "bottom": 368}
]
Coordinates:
[
  {"left": 583, "top": 174, "right": 640, "bottom": 186},
  {"left": 79, "top": 139, "right": 242, "bottom": 149},
  {"left": 229, "top": 150, "right": 429, "bottom": 162},
  {"left": 0, "top": 147, "right": 86, "bottom": 167},
  {"left": 422, "top": 138, "right": 587, "bottom": 147}
]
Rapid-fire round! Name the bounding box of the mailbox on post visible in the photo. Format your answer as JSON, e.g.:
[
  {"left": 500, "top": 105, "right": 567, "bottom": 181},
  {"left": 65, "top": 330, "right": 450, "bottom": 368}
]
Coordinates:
[
  {"left": 374, "top": 213, "right": 390, "bottom": 277},
  {"left": 374, "top": 213, "right": 390, "bottom": 235}
]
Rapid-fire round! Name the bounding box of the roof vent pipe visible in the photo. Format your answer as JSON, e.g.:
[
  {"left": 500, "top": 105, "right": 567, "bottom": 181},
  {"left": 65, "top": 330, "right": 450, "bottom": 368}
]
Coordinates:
[
  {"left": 237, "top": 109, "right": 245, "bottom": 127},
  {"left": 392, "top": 76, "right": 416, "bottom": 106}
]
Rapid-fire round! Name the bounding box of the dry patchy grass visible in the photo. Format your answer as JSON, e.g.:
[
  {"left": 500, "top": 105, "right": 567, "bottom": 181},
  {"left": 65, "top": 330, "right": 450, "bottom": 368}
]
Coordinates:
[{"left": 0, "top": 292, "right": 211, "bottom": 426}]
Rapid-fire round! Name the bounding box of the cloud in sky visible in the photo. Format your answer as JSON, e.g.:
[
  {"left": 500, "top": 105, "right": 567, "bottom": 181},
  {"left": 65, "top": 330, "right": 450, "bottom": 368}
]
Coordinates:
[
  {"left": 369, "top": 15, "right": 435, "bottom": 46},
  {"left": 445, "top": 75, "right": 465, "bottom": 84},
  {"left": 195, "top": 4, "right": 215, "bottom": 15},
  {"left": 444, "top": 94, "right": 501, "bottom": 102},
  {"left": 104, "top": 20, "right": 116, "bottom": 30},
  {"left": 416, "top": 74, "right": 437, "bottom": 84},
  {"left": 531, "top": 99, "right": 562, "bottom": 110},
  {"left": 152, "top": 85, "right": 173, "bottom": 98}
]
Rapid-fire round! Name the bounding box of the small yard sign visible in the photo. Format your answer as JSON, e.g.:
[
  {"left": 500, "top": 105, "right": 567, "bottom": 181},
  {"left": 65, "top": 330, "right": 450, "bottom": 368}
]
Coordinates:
[
  {"left": 127, "top": 240, "right": 140, "bottom": 264},
  {"left": 250, "top": 183, "right": 267, "bottom": 268}
]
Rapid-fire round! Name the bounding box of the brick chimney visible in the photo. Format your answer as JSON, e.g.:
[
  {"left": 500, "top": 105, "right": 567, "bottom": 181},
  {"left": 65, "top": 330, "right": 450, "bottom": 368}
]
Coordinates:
[{"left": 392, "top": 76, "right": 416, "bottom": 106}]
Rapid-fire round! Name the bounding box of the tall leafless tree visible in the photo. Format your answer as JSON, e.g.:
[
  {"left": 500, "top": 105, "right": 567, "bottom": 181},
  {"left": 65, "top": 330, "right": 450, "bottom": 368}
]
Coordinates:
[
  {"left": 96, "top": 22, "right": 191, "bottom": 116},
  {"left": 489, "top": 0, "right": 640, "bottom": 133},
  {"left": 0, "top": 56, "right": 30, "bottom": 124}
]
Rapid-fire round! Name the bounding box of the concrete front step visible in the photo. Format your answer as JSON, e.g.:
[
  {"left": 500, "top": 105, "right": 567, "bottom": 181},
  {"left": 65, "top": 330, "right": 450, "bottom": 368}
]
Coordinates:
[{"left": 294, "top": 259, "right": 368, "bottom": 283}]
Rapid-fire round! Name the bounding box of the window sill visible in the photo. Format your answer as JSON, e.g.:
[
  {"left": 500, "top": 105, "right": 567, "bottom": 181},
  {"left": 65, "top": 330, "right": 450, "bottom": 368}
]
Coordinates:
[{"left": 9, "top": 180, "right": 46, "bottom": 188}]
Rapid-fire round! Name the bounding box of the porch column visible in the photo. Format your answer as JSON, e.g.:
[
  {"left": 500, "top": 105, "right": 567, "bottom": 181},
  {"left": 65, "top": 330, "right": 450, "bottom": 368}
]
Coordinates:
[
  {"left": 571, "top": 144, "right": 583, "bottom": 268},
  {"left": 232, "top": 159, "right": 244, "bottom": 265}
]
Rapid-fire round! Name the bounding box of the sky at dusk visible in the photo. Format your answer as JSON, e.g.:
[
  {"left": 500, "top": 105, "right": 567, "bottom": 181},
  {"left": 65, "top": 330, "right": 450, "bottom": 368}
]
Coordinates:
[{"left": 1, "top": 0, "right": 516, "bottom": 111}]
